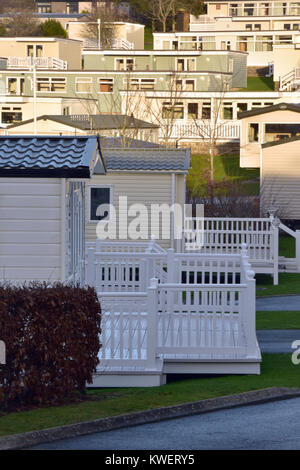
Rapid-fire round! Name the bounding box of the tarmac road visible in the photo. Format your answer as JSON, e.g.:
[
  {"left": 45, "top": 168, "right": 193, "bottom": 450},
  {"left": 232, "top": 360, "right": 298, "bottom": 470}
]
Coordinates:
[{"left": 29, "top": 396, "right": 300, "bottom": 450}]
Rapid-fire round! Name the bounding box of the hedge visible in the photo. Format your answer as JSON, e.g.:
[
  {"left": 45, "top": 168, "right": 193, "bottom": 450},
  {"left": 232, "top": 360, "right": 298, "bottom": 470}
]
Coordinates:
[{"left": 0, "top": 283, "right": 101, "bottom": 409}]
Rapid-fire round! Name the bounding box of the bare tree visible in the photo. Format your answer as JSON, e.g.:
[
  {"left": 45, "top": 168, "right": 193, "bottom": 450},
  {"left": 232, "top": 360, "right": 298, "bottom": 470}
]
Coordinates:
[
  {"left": 82, "top": 4, "right": 130, "bottom": 48},
  {"left": 140, "top": 70, "right": 188, "bottom": 147},
  {"left": 191, "top": 76, "right": 232, "bottom": 182},
  {"left": 73, "top": 72, "right": 153, "bottom": 147},
  {"left": 0, "top": 0, "right": 40, "bottom": 37},
  {"left": 130, "top": 0, "right": 177, "bottom": 32}
]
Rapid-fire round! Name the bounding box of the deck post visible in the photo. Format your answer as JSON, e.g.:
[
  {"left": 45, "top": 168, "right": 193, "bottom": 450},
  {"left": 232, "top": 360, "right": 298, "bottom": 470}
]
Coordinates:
[
  {"left": 240, "top": 243, "right": 249, "bottom": 284},
  {"left": 140, "top": 257, "right": 148, "bottom": 291},
  {"left": 295, "top": 231, "right": 300, "bottom": 272},
  {"left": 146, "top": 278, "right": 159, "bottom": 369},
  {"left": 272, "top": 224, "right": 279, "bottom": 285},
  {"left": 243, "top": 270, "right": 258, "bottom": 358},
  {"left": 86, "top": 247, "right": 96, "bottom": 287},
  {"left": 167, "top": 248, "right": 175, "bottom": 283}
]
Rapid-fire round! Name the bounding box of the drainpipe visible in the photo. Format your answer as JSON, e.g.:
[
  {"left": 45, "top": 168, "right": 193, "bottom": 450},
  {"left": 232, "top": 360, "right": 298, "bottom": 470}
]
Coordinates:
[
  {"left": 32, "top": 63, "right": 37, "bottom": 135},
  {"left": 171, "top": 173, "right": 175, "bottom": 249}
]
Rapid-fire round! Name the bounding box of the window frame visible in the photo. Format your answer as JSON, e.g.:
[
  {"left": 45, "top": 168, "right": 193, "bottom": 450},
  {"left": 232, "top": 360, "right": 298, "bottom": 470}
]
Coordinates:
[
  {"left": 98, "top": 78, "right": 114, "bottom": 93},
  {"left": 36, "top": 77, "right": 67, "bottom": 93},
  {"left": 115, "top": 58, "right": 135, "bottom": 71},
  {"left": 87, "top": 185, "right": 114, "bottom": 224}
]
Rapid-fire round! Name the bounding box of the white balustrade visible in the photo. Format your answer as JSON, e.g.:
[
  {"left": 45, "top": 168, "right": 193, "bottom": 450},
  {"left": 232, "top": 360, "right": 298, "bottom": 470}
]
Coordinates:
[
  {"left": 7, "top": 56, "right": 67, "bottom": 70},
  {"left": 178, "top": 216, "right": 278, "bottom": 284},
  {"left": 160, "top": 120, "right": 240, "bottom": 141}
]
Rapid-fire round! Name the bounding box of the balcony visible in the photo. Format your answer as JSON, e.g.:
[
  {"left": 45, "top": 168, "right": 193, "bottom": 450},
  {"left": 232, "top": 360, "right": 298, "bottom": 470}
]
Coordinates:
[
  {"left": 82, "top": 38, "right": 134, "bottom": 50},
  {"left": 160, "top": 120, "right": 241, "bottom": 141},
  {"left": 7, "top": 56, "right": 68, "bottom": 70}
]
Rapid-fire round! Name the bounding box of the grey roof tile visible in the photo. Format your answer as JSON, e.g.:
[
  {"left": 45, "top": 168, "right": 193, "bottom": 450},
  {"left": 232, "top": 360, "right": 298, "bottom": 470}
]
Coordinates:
[
  {"left": 0, "top": 135, "right": 102, "bottom": 177},
  {"left": 100, "top": 148, "right": 190, "bottom": 173}
]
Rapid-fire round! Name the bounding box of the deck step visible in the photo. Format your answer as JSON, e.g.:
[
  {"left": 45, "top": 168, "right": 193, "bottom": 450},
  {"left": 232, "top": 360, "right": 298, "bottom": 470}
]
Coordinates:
[{"left": 278, "top": 257, "right": 298, "bottom": 273}]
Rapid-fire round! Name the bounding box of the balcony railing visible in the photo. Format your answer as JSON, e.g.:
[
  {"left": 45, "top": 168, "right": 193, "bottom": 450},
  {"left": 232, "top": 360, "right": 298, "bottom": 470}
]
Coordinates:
[
  {"left": 82, "top": 38, "right": 134, "bottom": 50},
  {"left": 160, "top": 120, "right": 241, "bottom": 140},
  {"left": 7, "top": 57, "right": 68, "bottom": 70}
]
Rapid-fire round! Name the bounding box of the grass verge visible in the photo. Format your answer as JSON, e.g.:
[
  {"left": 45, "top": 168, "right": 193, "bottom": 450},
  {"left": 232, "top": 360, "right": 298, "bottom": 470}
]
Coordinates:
[
  {"left": 187, "top": 154, "right": 259, "bottom": 196},
  {"left": 257, "top": 311, "right": 300, "bottom": 329},
  {"left": 256, "top": 273, "right": 300, "bottom": 297},
  {"left": 0, "top": 354, "right": 299, "bottom": 438},
  {"left": 240, "top": 76, "right": 274, "bottom": 91},
  {"left": 144, "top": 26, "right": 153, "bottom": 49},
  {"left": 279, "top": 236, "right": 296, "bottom": 258}
]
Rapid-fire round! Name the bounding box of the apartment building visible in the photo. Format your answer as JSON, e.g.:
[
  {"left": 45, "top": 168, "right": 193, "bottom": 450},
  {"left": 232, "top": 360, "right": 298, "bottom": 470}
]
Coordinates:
[
  {"left": 0, "top": 34, "right": 299, "bottom": 149},
  {"left": 154, "top": 0, "right": 300, "bottom": 67},
  {"left": 34, "top": 0, "right": 130, "bottom": 15}
]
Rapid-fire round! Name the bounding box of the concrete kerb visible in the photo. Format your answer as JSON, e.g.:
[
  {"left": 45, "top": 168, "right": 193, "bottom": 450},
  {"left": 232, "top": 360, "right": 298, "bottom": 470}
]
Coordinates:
[{"left": 1, "top": 387, "right": 300, "bottom": 450}]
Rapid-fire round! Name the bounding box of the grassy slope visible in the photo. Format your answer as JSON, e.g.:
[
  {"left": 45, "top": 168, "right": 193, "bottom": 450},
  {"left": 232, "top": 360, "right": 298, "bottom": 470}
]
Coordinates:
[
  {"left": 144, "top": 27, "right": 153, "bottom": 50},
  {"left": 186, "top": 154, "right": 259, "bottom": 196},
  {"left": 240, "top": 77, "right": 275, "bottom": 92},
  {"left": 0, "top": 354, "right": 299, "bottom": 437}
]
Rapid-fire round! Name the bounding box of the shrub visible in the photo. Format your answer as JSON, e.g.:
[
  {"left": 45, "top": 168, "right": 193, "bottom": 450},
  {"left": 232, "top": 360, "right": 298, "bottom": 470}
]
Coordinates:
[
  {"left": 41, "top": 19, "right": 68, "bottom": 38},
  {"left": 0, "top": 283, "right": 101, "bottom": 409}
]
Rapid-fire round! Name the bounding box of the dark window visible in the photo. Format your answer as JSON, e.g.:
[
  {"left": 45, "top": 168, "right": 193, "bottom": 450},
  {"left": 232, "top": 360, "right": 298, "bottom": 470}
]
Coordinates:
[
  {"left": 188, "top": 103, "right": 198, "bottom": 119},
  {"left": 249, "top": 123, "right": 259, "bottom": 142},
  {"left": 90, "top": 187, "right": 111, "bottom": 221},
  {"left": 265, "top": 123, "right": 300, "bottom": 142},
  {"left": 237, "top": 103, "right": 248, "bottom": 112},
  {"left": 202, "top": 102, "right": 211, "bottom": 119},
  {"left": 1, "top": 111, "right": 22, "bottom": 123}
]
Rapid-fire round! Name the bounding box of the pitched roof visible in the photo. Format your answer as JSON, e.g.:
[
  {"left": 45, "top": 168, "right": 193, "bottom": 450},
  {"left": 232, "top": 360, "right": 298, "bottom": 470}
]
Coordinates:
[
  {"left": 238, "top": 103, "right": 300, "bottom": 120},
  {"left": 262, "top": 135, "right": 300, "bottom": 149},
  {"left": 95, "top": 148, "right": 190, "bottom": 173},
  {"left": 6, "top": 114, "right": 159, "bottom": 131},
  {"left": 0, "top": 135, "right": 105, "bottom": 178}
]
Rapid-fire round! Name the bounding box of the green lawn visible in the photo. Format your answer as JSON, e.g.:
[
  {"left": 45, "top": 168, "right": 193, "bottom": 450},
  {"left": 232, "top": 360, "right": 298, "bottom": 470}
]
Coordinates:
[
  {"left": 256, "top": 273, "right": 300, "bottom": 296},
  {"left": 257, "top": 311, "right": 300, "bottom": 329},
  {"left": 144, "top": 27, "right": 153, "bottom": 50},
  {"left": 187, "top": 153, "right": 259, "bottom": 196},
  {"left": 0, "top": 354, "right": 299, "bottom": 438},
  {"left": 279, "top": 236, "right": 296, "bottom": 258},
  {"left": 240, "top": 76, "right": 274, "bottom": 92}
]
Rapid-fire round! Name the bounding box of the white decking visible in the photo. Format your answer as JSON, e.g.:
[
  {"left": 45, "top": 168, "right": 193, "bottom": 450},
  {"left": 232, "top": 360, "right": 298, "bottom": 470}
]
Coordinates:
[{"left": 86, "top": 240, "right": 261, "bottom": 387}]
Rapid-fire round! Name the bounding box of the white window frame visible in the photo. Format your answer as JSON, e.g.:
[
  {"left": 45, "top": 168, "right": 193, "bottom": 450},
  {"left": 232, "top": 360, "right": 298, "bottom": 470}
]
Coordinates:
[
  {"left": 98, "top": 78, "right": 114, "bottom": 93},
  {"left": 36, "top": 77, "right": 66, "bottom": 93},
  {"left": 176, "top": 58, "right": 196, "bottom": 72},
  {"left": 87, "top": 185, "right": 113, "bottom": 223},
  {"left": 123, "top": 77, "right": 156, "bottom": 91},
  {"left": 26, "top": 44, "right": 44, "bottom": 58},
  {"left": 75, "top": 77, "right": 92, "bottom": 94},
  {"left": 115, "top": 58, "right": 135, "bottom": 71},
  {"left": 6, "top": 77, "right": 25, "bottom": 95}
]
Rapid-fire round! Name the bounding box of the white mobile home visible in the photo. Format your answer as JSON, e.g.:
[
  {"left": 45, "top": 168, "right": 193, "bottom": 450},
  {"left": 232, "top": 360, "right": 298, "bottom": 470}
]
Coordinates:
[
  {"left": 87, "top": 145, "right": 190, "bottom": 249},
  {"left": 0, "top": 135, "right": 105, "bottom": 284}
]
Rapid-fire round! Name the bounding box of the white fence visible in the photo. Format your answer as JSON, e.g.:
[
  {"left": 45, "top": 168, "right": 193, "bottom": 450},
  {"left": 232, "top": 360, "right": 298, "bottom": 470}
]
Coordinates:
[
  {"left": 94, "top": 249, "right": 258, "bottom": 370},
  {"left": 161, "top": 120, "right": 240, "bottom": 141},
  {"left": 7, "top": 56, "right": 68, "bottom": 70},
  {"left": 177, "top": 216, "right": 279, "bottom": 284},
  {"left": 86, "top": 239, "right": 253, "bottom": 293}
]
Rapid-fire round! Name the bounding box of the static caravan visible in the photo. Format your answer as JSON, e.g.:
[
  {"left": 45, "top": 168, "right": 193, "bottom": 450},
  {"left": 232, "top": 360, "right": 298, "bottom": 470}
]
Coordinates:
[{"left": 0, "top": 135, "right": 105, "bottom": 284}]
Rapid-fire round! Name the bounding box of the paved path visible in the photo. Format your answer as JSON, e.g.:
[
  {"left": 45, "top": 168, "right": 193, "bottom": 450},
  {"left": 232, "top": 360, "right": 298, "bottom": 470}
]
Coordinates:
[
  {"left": 257, "top": 330, "right": 300, "bottom": 353},
  {"left": 29, "top": 397, "right": 300, "bottom": 450},
  {"left": 256, "top": 295, "right": 300, "bottom": 311}
]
